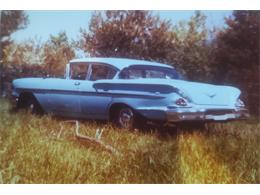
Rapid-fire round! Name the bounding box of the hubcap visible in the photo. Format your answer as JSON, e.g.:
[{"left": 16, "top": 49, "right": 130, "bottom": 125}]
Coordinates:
[{"left": 118, "top": 108, "right": 134, "bottom": 129}]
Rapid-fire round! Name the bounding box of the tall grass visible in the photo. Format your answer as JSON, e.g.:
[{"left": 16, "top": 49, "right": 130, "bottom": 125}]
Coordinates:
[{"left": 0, "top": 98, "right": 259, "bottom": 183}]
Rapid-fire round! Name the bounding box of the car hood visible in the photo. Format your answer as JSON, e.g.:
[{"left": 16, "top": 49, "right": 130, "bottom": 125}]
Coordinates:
[{"left": 13, "top": 78, "right": 66, "bottom": 90}]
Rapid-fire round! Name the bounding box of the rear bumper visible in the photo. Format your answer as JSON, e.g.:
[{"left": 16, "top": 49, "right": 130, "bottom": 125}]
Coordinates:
[{"left": 166, "top": 107, "right": 250, "bottom": 122}]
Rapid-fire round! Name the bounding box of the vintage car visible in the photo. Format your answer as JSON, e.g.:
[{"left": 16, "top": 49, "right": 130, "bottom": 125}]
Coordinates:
[{"left": 12, "top": 57, "right": 249, "bottom": 129}]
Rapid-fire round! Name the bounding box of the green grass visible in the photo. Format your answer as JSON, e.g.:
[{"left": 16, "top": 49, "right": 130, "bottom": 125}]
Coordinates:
[{"left": 0, "top": 98, "right": 259, "bottom": 183}]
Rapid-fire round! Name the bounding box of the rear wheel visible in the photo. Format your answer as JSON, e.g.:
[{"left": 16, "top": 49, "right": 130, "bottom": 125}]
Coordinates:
[{"left": 116, "top": 106, "right": 135, "bottom": 130}]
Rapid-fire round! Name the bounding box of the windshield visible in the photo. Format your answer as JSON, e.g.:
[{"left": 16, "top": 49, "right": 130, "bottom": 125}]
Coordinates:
[{"left": 119, "top": 65, "right": 183, "bottom": 80}]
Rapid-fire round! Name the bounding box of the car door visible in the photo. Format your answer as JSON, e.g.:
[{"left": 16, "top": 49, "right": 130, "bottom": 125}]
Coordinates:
[
  {"left": 78, "top": 63, "right": 117, "bottom": 120},
  {"left": 46, "top": 62, "right": 90, "bottom": 117},
  {"left": 43, "top": 78, "right": 81, "bottom": 117}
]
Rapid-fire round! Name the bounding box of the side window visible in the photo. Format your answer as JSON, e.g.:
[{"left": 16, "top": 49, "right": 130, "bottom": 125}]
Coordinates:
[
  {"left": 89, "top": 64, "right": 117, "bottom": 81},
  {"left": 70, "top": 63, "right": 89, "bottom": 80}
]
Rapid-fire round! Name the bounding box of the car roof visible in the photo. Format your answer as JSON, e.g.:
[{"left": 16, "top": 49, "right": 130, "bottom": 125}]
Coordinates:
[{"left": 70, "top": 57, "right": 173, "bottom": 70}]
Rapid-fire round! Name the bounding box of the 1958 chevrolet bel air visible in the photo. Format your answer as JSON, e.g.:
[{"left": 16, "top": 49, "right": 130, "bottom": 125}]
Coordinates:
[{"left": 12, "top": 57, "right": 249, "bottom": 129}]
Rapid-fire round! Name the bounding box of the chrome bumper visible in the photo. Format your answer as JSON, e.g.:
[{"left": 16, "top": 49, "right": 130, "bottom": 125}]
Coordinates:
[{"left": 166, "top": 107, "right": 250, "bottom": 122}]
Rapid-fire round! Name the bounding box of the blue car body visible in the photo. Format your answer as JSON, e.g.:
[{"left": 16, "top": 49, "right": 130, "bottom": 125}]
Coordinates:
[{"left": 12, "top": 57, "right": 249, "bottom": 123}]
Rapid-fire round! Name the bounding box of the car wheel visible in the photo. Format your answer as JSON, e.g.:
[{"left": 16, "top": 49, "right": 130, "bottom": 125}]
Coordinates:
[
  {"left": 18, "top": 94, "right": 43, "bottom": 114},
  {"left": 116, "top": 106, "right": 135, "bottom": 130}
]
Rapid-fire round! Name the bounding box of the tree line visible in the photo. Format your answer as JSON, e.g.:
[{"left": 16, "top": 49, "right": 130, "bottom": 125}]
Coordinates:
[{"left": 0, "top": 10, "right": 259, "bottom": 115}]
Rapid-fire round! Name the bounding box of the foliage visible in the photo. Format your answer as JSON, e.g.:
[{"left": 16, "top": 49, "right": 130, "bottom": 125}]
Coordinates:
[
  {"left": 2, "top": 32, "right": 75, "bottom": 78},
  {"left": 213, "top": 11, "right": 260, "bottom": 115},
  {"left": 0, "top": 11, "right": 29, "bottom": 95},
  {"left": 80, "top": 11, "right": 174, "bottom": 61},
  {"left": 169, "top": 11, "right": 214, "bottom": 81},
  {"left": 0, "top": 10, "right": 28, "bottom": 64},
  {"left": 0, "top": 99, "right": 259, "bottom": 183},
  {"left": 4, "top": 38, "right": 45, "bottom": 66},
  {"left": 43, "top": 32, "right": 75, "bottom": 76}
]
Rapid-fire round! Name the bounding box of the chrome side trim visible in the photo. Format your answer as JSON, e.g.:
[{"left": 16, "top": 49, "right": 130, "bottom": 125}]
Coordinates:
[{"left": 14, "top": 87, "right": 164, "bottom": 100}]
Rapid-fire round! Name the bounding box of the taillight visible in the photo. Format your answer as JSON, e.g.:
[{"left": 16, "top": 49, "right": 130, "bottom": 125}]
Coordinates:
[{"left": 175, "top": 98, "right": 187, "bottom": 106}]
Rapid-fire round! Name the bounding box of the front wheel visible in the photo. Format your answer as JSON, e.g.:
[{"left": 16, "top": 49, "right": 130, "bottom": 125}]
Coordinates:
[{"left": 17, "top": 94, "right": 43, "bottom": 114}]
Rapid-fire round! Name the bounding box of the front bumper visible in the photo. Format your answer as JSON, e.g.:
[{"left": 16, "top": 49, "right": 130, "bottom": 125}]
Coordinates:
[{"left": 166, "top": 107, "right": 250, "bottom": 122}]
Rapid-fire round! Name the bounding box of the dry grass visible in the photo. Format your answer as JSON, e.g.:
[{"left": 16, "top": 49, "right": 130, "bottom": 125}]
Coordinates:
[{"left": 0, "top": 98, "right": 259, "bottom": 183}]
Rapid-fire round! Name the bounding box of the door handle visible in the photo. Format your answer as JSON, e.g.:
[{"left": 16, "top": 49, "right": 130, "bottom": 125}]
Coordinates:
[{"left": 74, "top": 81, "right": 81, "bottom": 86}]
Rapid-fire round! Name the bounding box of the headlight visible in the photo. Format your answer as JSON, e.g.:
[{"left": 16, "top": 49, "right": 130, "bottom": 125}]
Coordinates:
[{"left": 235, "top": 98, "right": 245, "bottom": 107}]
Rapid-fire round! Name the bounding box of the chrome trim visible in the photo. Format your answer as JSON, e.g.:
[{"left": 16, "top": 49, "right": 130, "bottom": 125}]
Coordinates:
[{"left": 14, "top": 87, "right": 164, "bottom": 99}]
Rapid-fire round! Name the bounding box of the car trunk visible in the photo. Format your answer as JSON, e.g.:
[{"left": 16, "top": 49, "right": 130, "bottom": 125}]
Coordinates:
[{"left": 170, "top": 80, "right": 241, "bottom": 106}]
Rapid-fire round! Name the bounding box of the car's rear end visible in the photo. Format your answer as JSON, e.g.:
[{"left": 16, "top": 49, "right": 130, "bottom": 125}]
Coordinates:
[
  {"left": 161, "top": 79, "right": 250, "bottom": 122},
  {"left": 126, "top": 78, "right": 250, "bottom": 123}
]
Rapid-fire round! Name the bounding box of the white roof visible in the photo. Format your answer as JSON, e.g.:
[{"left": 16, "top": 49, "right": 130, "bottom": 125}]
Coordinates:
[{"left": 70, "top": 57, "right": 173, "bottom": 70}]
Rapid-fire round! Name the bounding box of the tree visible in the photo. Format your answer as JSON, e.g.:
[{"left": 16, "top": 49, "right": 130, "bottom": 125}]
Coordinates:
[
  {"left": 5, "top": 38, "right": 45, "bottom": 66},
  {"left": 0, "top": 11, "right": 28, "bottom": 63},
  {"left": 79, "top": 11, "right": 175, "bottom": 62},
  {"left": 213, "top": 11, "right": 260, "bottom": 115},
  {"left": 0, "top": 10, "right": 28, "bottom": 94},
  {"left": 43, "top": 32, "right": 75, "bottom": 76},
  {"left": 169, "top": 11, "right": 214, "bottom": 81}
]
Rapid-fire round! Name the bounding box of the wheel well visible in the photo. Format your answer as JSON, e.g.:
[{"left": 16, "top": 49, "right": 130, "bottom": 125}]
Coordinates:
[
  {"left": 109, "top": 103, "right": 132, "bottom": 121},
  {"left": 17, "top": 92, "right": 36, "bottom": 108}
]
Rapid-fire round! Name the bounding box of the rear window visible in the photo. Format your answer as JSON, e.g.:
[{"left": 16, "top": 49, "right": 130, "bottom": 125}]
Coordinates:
[{"left": 119, "top": 65, "right": 183, "bottom": 80}]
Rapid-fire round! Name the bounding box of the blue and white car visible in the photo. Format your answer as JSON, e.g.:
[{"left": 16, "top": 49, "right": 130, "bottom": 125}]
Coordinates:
[{"left": 12, "top": 57, "right": 249, "bottom": 129}]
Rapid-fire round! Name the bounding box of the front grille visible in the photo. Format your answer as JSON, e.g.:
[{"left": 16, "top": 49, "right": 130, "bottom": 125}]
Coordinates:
[{"left": 205, "top": 109, "right": 234, "bottom": 116}]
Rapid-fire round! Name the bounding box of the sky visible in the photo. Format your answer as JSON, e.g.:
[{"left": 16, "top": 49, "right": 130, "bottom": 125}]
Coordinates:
[{"left": 11, "top": 10, "right": 233, "bottom": 43}]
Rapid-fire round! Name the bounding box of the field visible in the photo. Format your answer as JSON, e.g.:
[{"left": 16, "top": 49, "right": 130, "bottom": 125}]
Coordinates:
[{"left": 0, "top": 98, "right": 259, "bottom": 184}]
